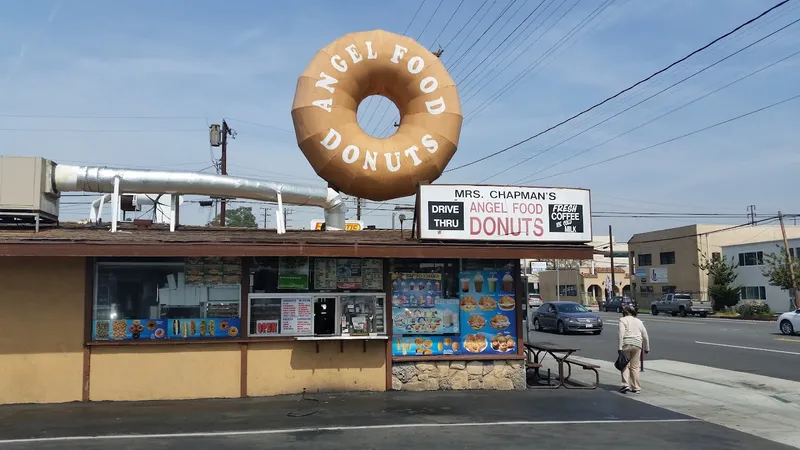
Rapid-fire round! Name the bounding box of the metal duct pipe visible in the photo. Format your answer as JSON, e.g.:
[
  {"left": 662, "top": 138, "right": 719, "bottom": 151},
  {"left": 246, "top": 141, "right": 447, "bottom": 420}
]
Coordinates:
[{"left": 54, "top": 164, "right": 346, "bottom": 230}]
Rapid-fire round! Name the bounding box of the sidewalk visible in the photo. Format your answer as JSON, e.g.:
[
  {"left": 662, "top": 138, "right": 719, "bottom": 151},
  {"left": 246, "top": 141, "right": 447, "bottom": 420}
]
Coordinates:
[
  {"left": 537, "top": 355, "right": 800, "bottom": 449},
  {"left": 0, "top": 389, "right": 788, "bottom": 449}
]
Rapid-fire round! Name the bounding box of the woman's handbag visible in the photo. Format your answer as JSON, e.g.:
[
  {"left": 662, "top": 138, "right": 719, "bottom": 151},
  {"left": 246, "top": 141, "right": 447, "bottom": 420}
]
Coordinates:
[{"left": 614, "top": 350, "right": 630, "bottom": 371}]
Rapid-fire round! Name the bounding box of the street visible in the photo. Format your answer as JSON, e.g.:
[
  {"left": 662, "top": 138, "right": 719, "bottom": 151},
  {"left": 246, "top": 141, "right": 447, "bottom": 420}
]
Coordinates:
[
  {"left": 526, "top": 311, "right": 800, "bottom": 381},
  {"left": 525, "top": 310, "right": 800, "bottom": 448}
]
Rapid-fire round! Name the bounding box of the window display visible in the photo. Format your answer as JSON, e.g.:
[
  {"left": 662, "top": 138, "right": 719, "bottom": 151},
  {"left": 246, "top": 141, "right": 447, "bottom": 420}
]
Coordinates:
[
  {"left": 92, "top": 258, "right": 242, "bottom": 342},
  {"left": 391, "top": 259, "right": 518, "bottom": 358},
  {"left": 248, "top": 293, "right": 386, "bottom": 337},
  {"left": 340, "top": 295, "right": 386, "bottom": 335}
]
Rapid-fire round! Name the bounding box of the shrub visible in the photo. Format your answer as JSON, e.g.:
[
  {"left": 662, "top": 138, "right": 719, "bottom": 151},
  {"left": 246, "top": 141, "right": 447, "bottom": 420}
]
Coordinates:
[{"left": 736, "top": 300, "right": 772, "bottom": 317}]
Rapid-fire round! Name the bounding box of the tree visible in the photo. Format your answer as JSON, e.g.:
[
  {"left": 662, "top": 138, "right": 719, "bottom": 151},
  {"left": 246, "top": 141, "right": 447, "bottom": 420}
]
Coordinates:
[
  {"left": 696, "top": 251, "right": 741, "bottom": 311},
  {"left": 208, "top": 206, "right": 258, "bottom": 228},
  {"left": 761, "top": 246, "right": 800, "bottom": 292}
]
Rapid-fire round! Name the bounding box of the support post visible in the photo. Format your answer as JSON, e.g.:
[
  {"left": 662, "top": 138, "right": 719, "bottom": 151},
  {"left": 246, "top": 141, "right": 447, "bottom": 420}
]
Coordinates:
[
  {"left": 778, "top": 211, "right": 799, "bottom": 309},
  {"left": 111, "top": 176, "right": 120, "bottom": 233},
  {"left": 276, "top": 192, "right": 285, "bottom": 234},
  {"left": 609, "top": 225, "right": 616, "bottom": 298},
  {"left": 170, "top": 194, "right": 180, "bottom": 232}
]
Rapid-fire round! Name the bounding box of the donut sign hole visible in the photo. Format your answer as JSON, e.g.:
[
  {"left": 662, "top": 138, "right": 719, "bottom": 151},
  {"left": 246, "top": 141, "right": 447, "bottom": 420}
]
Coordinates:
[{"left": 356, "top": 95, "right": 400, "bottom": 139}]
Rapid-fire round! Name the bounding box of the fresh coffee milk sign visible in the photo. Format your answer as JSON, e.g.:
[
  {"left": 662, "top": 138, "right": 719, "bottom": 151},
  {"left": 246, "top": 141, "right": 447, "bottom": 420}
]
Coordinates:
[{"left": 419, "top": 184, "right": 592, "bottom": 242}]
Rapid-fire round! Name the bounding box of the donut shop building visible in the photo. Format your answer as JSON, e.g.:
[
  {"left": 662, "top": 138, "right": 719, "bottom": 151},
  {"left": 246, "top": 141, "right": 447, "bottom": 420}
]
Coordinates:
[{"left": 0, "top": 184, "right": 592, "bottom": 405}]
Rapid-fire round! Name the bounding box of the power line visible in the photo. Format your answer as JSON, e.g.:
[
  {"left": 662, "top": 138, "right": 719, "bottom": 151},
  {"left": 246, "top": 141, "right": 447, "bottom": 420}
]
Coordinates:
[
  {"left": 460, "top": 0, "right": 613, "bottom": 109},
  {"left": 455, "top": 0, "right": 558, "bottom": 89},
  {"left": 443, "top": 0, "right": 792, "bottom": 173},
  {"left": 429, "top": 0, "right": 466, "bottom": 48},
  {"left": 0, "top": 128, "right": 202, "bottom": 133},
  {"left": 530, "top": 92, "right": 800, "bottom": 182},
  {"left": 0, "top": 113, "right": 203, "bottom": 120},
  {"left": 491, "top": 17, "right": 800, "bottom": 184},
  {"left": 515, "top": 44, "right": 800, "bottom": 184},
  {"left": 447, "top": 0, "right": 523, "bottom": 74},
  {"left": 416, "top": 0, "right": 445, "bottom": 42},
  {"left": 358, "top": 0, "right": 427, "bottom": 132},
  {"left": 630, "top": 216, "right": 784, "bottom": 244},
  {"left": 441, "top": 0, "right": 499, "bottom": 68}
]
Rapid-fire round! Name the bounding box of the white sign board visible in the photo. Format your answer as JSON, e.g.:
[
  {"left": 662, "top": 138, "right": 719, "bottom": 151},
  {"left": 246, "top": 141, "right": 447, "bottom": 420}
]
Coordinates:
[
  {"left": 529, "top": 261, "right": 548, "bottom": 273},
  {"left": 648, "top": 267, "right": 669, "bottom": 284},
  {"left": 418, "top": 184, "right": 592, "bottom": 242}
]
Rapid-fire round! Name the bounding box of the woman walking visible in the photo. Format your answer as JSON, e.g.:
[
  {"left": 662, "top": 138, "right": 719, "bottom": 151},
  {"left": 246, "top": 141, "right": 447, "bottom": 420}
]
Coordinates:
[{"left": 618, "top": 305, "right": 650, "bottom": 393}]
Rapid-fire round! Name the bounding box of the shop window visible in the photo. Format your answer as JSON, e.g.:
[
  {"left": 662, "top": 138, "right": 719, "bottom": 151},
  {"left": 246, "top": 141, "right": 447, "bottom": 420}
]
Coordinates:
[
  {"left": 740, "top": 286, "right": 767, "bottom": 300},
  {"left": 247, "top": 256, "right": 387, "bottom": 338},
  {"left": 558, "top": 285, "right": 578, "bottom": 297},
  {"left": 661, "top": 286, "right": 676, "bottom": 294},
  {"left": 637, "top": 254, "right": 652, "bottom": 266},
  {"left": 249, "top": 257, "right": 384, "bottom": 293},
  {"left": 92, "top": 258, "right": 242, "bottom": 342},
  {"left": 660, "top": 251, "right": 676, "bottom": 265},
  {"left": 247, "top": 294, "right": 386, "bottom": 337},
  {"left": 639, "top": 285, "right": 654, "bottom": 294},
  {"left": 391, "top": 259, "right": 518, "bottom": 358},
  {"left": 738, "top": 251, "right": 764, "bottom": 266}
]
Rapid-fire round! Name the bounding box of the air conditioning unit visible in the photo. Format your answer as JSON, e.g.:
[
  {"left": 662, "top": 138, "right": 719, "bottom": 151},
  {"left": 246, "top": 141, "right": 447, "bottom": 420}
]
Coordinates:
[{"left": 0, "top": 156, "right": 60, "bottom": 230}]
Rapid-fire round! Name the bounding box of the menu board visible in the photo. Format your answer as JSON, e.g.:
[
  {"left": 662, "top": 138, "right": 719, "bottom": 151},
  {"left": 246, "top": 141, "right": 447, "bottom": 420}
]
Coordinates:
[
  {"left": 166, "top": 318, "right": 242, "bottom": 339},
  {"left": 185, "top": 257, "right": 242, "bottom": 285},
  {"left": 391, "top": 272, "right": 442, "bottom": 308},
  {"left": 459, "top": 270, "right": 518, "bottom": 355},
  {"left": 93, "top": 319, "right": 167, "bottom": 341},
  {"left": 278, "top": 257, "right": 310, "bottom": 290},
  {"left": 337, "top": 259, "right": 362, "bottom": 289},
  {"left": 314, "top": 259, "right": 337, "bottom": 290},
  {"left": 361, "top": 259, "right": 384, "bottom": 290},
  {"left": 392, "top": 298, "right": 459, "bottom": 335},
  {"left": 393, "top": 335, "right": 459, "bottom": 356},
  {"left": 280, "top": 298, "right": 313, "bottom": 334}
]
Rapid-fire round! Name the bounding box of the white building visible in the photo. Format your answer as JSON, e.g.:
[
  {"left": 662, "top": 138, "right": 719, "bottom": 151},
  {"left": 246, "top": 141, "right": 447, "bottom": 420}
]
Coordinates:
[{"left": 721, "top": 237, "right": 800, "bottom": 313}]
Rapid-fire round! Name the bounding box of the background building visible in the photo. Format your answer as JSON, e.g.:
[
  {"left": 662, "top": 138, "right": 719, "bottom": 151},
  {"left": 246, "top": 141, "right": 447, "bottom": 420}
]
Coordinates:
[
  {"left": 722, "top": 237, "right": 800, "bottom": 313},
  {"left": 535, "top": 237, "right": 630, "bottom": 305},
  {"left": 629, "top": 224, "right": 800, "bottom": 309}
]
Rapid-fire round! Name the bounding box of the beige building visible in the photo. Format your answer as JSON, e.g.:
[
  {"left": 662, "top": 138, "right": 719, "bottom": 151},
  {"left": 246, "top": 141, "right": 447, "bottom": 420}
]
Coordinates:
[
  {"left": 534, "top": 237, "right": 631, "bottom": 305},
  {"left": 628, "top": 224, "right": 800, "bottom": 308}
]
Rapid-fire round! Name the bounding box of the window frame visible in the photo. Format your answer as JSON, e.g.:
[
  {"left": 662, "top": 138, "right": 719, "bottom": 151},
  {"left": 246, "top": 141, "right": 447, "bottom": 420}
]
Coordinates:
[
  {"left": 738, "top": 251, "right": 764, "bottom": 267},
  {"left": 659, "top": 251, "right": 676, "bottom": 265},
  {"left": 637, "top": 254, "right": 652, "bottom": 267},
  {"left": 246, "top": 292, "right": 387, "bottom": 338}
]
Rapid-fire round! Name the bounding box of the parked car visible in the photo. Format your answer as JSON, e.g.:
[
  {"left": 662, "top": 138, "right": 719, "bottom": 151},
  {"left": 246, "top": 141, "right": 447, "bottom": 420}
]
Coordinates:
[
  {"left": 532, "top": 301, "right": 603, "bottom": 335},
  {"left": 778, "top": 308, "right": 800, "bottom": 335},
  {"left": 528, "top": 293, "right": 543, "bottom": 308},
  {"left": 651, "top": 293, "right": 713, "bottom": 317},
  {"left": 603, "top": 296, "right": 637, "bottom": 313}
]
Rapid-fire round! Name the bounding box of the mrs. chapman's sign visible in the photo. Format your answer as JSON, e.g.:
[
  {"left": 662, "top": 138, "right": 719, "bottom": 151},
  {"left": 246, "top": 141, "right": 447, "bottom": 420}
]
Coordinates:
[{"left": 418, "top": 184, "right": 592, "bottom": 243}]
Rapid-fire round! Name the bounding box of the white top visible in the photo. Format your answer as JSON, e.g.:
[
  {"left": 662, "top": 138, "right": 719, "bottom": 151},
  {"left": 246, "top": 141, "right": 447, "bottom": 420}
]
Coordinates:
[{"left": 618, "top": 316, "right": 650, "bottom": 352}]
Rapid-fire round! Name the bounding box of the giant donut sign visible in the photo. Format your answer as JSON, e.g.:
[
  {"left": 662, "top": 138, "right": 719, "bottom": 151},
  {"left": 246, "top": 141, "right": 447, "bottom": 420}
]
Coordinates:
[{"left": 291, "top": 30, "right": 462, "bottom": 201}]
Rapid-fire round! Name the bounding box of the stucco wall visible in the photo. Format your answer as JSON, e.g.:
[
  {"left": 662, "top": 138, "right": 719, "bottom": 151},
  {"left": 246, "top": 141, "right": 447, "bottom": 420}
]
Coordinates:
[
  {"left": 89, "top": 345, "right": 241, "bottom": 401},
  {"left": 0, "top": 257, "right": 86, "bottom": 404},
  {"left": 247, "top": 340, "right": 386, "bottom": 396}
]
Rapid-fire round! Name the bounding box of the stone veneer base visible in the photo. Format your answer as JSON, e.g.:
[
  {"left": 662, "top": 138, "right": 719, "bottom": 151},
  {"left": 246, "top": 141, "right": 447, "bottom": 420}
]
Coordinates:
[{"left": 391, "top": 360, "right": 526, "bottom": 391}]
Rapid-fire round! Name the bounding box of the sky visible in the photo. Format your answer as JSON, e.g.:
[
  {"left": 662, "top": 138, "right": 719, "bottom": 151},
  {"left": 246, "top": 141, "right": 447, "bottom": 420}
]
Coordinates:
[{"left": 1, "top": 0, "right": 799, "bottom": 241}]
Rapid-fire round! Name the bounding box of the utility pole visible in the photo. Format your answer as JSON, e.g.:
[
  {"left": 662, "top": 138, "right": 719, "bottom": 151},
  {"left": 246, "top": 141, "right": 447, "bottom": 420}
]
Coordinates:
[
  {"left": 283, "top": 208, "right": 293, "bottom": 229},
  {"left": 356, "top": 198, "right": 362, "bottom": 221},
  {"left": 218, "top": 120, "right": 235, "bottom": 227},
  {"left": 747, "top": 205, "right": 756, "bottom": 225},
  {"left": 778, "top": 211, "right": 799, "bottom": 309},
  {"left": 609, "top": 225, "right": 616, "bottom": 299},
  {"left": 260, "top": 207, "right": 270, "bottom": 229}
]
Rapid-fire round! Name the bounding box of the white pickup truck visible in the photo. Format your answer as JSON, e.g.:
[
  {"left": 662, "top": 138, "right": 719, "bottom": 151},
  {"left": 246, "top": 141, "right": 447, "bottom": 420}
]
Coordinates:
[{"left": 650, "top": 293, "right": 713, "bottom": 317}]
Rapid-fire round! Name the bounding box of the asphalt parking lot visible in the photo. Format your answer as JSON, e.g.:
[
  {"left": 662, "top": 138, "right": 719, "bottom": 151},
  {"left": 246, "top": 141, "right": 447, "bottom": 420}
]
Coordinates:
[{"left": 0, "top": 390, "right": 793, "bottom": 449}]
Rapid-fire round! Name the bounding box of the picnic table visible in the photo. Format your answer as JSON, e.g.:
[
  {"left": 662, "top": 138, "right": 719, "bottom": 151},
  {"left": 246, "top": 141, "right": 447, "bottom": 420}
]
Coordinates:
[{"left": 524, "top": 341, "right": 599, "bottom": 389}]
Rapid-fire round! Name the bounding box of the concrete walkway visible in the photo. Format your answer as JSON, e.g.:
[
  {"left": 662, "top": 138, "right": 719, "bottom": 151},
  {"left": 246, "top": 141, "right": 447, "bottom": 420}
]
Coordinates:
[{"left": 537, "top": 355, "right": 800, "bottom": 448}]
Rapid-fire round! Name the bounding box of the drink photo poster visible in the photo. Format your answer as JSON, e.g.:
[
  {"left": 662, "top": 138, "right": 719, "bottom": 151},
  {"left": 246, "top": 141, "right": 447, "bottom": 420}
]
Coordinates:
[{"left": 458, "top": 270, "right": 518, "bottom": 355}]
